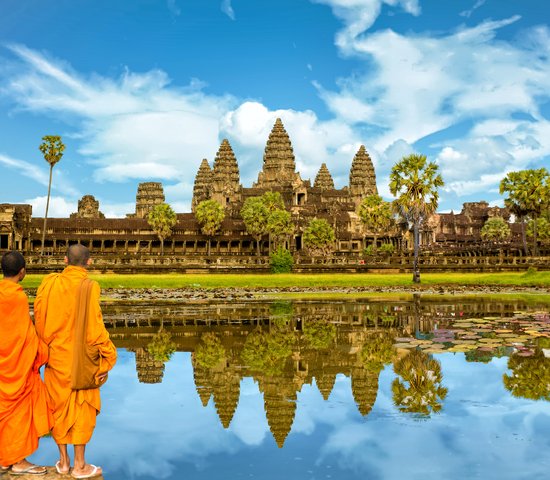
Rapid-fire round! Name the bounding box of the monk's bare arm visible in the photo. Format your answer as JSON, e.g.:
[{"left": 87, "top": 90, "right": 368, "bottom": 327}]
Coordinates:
[{"left": 88, "top": 282, "right": 117, "bottom": 374}]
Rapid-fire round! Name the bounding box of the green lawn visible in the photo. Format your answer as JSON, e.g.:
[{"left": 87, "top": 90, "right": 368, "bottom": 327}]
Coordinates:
[{"left": 21, "top": 271, "right": 550, "bottom": 289}]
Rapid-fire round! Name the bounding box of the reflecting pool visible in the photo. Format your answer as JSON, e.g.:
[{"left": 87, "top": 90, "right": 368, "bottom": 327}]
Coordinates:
[{"left": 30, "top": 297, "right": 550, "bottom": 480}]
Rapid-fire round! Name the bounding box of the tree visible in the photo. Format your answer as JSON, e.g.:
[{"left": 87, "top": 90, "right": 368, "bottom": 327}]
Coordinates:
[
  {"left": 39, "top": 135, "right": 65, "bottom": 255},
  {"left": 392, "top": 348, "right": 448, "bottom": 416},
  {"left": 480, "top": 217, "right": 511, "bottom": 243},
  {"left": 240, "top": 196, "right": 269, "bottom": 256},
  {"left": 302, "top": 218, "right": 335, "bottom": 256},
  {"left": 267, "top": 208, "right": 294, "bottom": 250},
  {"left": 527, "top": 216, "right": 550, "bottom": 244},
  {"left": 357, "top": 194, "right": 393, "bottom": 253},
  {"left": 503, "top": 349, "right": 550, "bottom": 401},
  {"left": 261, "top": 191, "right": 287, "bottom": 253},
  {"left": 147, "top": 203, "right": 177, "bottom": 255},
  {"left": 195, "top": 199, "right": 225, "bottom": 255},
  {"left": 147, "top": 329, "right": 176, "bottom": 362},
  {"left": 500, "top": 168, "right": 550, "bottom": 255},
  {"left": 389, "top": 154, "right": 444, "bottom": 283}
]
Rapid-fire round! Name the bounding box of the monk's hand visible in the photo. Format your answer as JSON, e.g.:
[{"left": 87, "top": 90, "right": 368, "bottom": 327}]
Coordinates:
[{"left": 97, "top": 372, "right": 108, "bottom": 383}]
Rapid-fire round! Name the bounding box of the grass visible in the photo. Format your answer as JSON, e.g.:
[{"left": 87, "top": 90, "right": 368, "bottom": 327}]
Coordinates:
[{"left": 21, "top": 271, "right": 550, "bottom": 290}]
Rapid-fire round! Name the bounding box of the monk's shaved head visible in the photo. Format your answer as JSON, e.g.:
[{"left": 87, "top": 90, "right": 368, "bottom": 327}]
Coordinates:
[
  {"left": 66, "top": 244, "right": 90, "bottom": 267},
  {"left": 1, "top": 251, "right": 26, "bottom": 278}
]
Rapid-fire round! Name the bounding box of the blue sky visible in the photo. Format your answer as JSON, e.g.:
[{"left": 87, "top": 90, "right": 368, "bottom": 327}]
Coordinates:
[{"left": 1, "top": 0, "right": 549, "bottom": 217}]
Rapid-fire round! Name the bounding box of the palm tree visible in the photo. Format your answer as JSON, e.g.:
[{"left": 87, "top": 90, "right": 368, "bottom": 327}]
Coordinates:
[
  {"left": 240, "top": 196, "right": 269, "bottom": 256},
  {"left": 39, "top": 135, "right": 65, "bottom": 255},
  {"left": 500, "top": 171, "right": 530, "bottom": 255},
  {"left": 392, "top": 348, "right": 448, "bottom": 416},
  {"left": 357, "top": 194, "right": 393, "bottom": 253},
  {"left": 501, "top": 169, "right": 550, "bottom": 255},
  {"left": 195, "top": 199, "right": 225, "bottom": 255},
  {"left": 147, "top": 203, "right": 177, "bottom": 255},
  {"left": 389, "top": 154, "right": 444, "bottom": 283}
]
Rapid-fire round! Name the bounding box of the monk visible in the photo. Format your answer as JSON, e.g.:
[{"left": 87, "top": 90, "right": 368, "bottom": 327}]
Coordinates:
[
  {"left": 0, "top": 251, "right": 51, "bottom": 475},
  {"left": 34, "top": 245, "right": 117, "bottom": 479}
]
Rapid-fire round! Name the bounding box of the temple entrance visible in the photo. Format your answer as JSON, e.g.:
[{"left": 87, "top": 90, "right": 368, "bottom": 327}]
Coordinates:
[{"left": 0, "top": 234, "right": 8, "bottom": 249}]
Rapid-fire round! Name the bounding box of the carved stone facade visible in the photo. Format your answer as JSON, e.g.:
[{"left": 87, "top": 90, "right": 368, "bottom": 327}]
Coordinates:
[
  {"left": 0, "top": 119, "right": 536, "bottom": 258},
  {"left": 71, "top": 195, "right": 105, "bottom": 219},
  {"left": 128, "top": 182, "right": 165, "bottom": 219}
]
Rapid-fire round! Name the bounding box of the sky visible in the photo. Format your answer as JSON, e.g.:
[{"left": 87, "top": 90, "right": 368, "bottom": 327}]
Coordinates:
[{"left": 1, "top": 0, "right": 549, "bottom": 218}]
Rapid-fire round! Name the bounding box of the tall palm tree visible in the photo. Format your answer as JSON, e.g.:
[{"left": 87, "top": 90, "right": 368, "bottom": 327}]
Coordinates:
[
  {"left": 195, "top": 199, "right": 225, "bottom": 256},
  {"left": 147, "top": 203, "right": 177, "bottom": 255},
  {"left": 389, "top": 154, "right": 444, "bottom": 283},
  {"left": 500, "top": 168, "right": 549, "bottom": 256},
  {"left": 39, "top": 135, "right": 65, "bottom": 255}
]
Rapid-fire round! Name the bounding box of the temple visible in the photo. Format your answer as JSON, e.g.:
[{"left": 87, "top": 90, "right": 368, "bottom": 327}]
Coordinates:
[{"left": 0, "top": 117, "right": 542, "bottom": 269}]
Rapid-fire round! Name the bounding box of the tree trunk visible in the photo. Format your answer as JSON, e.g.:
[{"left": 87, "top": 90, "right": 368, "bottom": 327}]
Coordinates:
[
  {"left": 160, "top": 238, "right": 164, "bottom": 256},
  {"left": 256, "top": 236, "right": 261, "bottom": 256},
  {"left": 40, "top": 164, "right": 54, "bottom": 256},
  {"left": 520, "top": 215, "right": 527, "bottom": 256},
  {"left": 413, "top": 222, "right": 420, "bottom": 283},
  {"left": 207, "top": 238, "right": 211, "bottom": 256},
  {"left": 373, "top": 234, "right": 378, "bottom": 253},
  {"left": 533, "top": 214, "right": 539, "bottom": 256}
]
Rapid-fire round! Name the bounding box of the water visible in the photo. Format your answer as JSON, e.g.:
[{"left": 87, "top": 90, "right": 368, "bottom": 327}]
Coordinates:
[{"left": 30, "top": 297, "right": 550, "bottom": 480}]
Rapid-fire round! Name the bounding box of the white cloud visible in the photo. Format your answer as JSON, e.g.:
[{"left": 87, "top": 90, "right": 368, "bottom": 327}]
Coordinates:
[
  {"left": 4, "top": 44, "right": 234, "bottom": 188},
  {"left": 311, "top": 0, "right": 421, "bottom": 55},
  {"left": 25, "top": 195, "right": 76, "bottom": 218},
  {"left": 460, "top": 0, "right": 486, "bottom": 18},
  {"left": 221, "top": 0, "right": 235, "bottom": 20},
  {"left": 220, "top": 101, "right": 362, "bottom": 188},
  {"left": 166, "top": 0, "right": 181, "bottom": 16}
]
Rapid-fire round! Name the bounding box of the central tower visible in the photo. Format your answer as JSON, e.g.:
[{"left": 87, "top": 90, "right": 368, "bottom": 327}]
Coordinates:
[{"left": 254, "top": 118, "right": 299, "bottom": 188}]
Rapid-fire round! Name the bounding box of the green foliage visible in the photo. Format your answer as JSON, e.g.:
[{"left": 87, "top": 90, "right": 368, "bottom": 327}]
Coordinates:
[
  {"left": 147, "top": 203, "right": 177, "bottom": 254},
  {"left": 363, "top": 245, "right": 376, "bottom": 256},
  {"left": 39, "top": 135, "right": 65, "bottom": 167},
  {"left": 392, "top": 349, "right": 448, "bottom": 416},
  {"left": 240, "top": 197, "right": 269, "bottom": 254},
  {"left": 147, "top": 329, "right": 176, "bottom": 362},
  {"left": 480, "top": 217, "right": 511, "bottom": 242},
  {"left": 360, "top": 331, "right": 395, "bottom": 370},
  {"left": 389, "top": 154, "right": 444, "bottom": 224},
  {"left": 303, "top": 218, "right": 335, "bottom": 256},
  {"left": 523, "top": 266, "right": 538, "bottom": 277},
  {"left": 379, "top": 243, "right": 395, "bottom": 256},
  {"left": 303, "top": 321, "right": 336, "bottom": 350},
  {"left": 357, "top": 194, "right": 393, "bottom": 236},
  {"left": 267, "top": 209, "right": 294, "bottom": 247},
  {"left": 500, "top": 168, "right": 550, "bottom": 254},
  {"left": 39, "top": 135, "right": 65, "bottom": 255},
  {"left": 270, "top": 246, "right": 294, "bottom": 273},
  {"left": 195, "top": 199, "right": 225, "bottom": 236},
  {"left": 503, "top": 349, "right": 550, "bottom": 401},
  {"left": 261, "top": 191, "right": 285, "bottom": 212},
  {"left": 389, "top": 154, "right": 444, "bottom": 283},
  {"left": 527, "top": 216, "right": 550, "bottom": 242},
  {"left": 194, "top": 332, "right": 226, "bottom": 369},
  {"left": 241, "top": 328, "right": 294, "bottom": 376}
]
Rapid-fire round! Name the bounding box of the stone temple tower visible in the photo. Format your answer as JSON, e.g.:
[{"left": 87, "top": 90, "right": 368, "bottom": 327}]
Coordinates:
[
  {"left": 255, "top": 118, "right": 301, "bottom": 188},
  {"left": 210, "top": 139, "right": 241, "bottom": 210},
  {"left": 129, "top": 182, "right": 165, "bottom": 219},
  {"left": 313, "top": 163, "right": 335, "bottom": 190},
  {"left": 192, "top": 158, "right": 213, "bottom": 213},
  {"left": 349, "top": 145, "right": 378, "bottom": 206}
]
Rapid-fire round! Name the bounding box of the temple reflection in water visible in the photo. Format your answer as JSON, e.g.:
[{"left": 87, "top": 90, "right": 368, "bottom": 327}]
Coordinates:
[{"left": 104, "top": 297, "right": 550, "bottom": 447}]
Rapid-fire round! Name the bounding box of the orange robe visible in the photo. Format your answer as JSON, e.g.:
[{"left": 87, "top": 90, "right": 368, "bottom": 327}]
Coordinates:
[
  {"left": 0, "top": 280, "right": 52, "bottom": 466},
  {"left": 34, "top": 266, "right": 117, "bottom": 445}
]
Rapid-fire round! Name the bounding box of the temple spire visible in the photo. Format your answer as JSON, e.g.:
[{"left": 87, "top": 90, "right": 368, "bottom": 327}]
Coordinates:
[
  {"left": 192, "top": 158, "right": 213, "bottom": 212},
  {"left": 349, "top": 145, "right": 378, "bottom": 204},
  {"left": 314, "top": 163, "right": 335, "bottom": 190},
  {"left": 211, "top": 139, "right": 241, "bottom": 209},
  {"left": 255, "top": 118, "right": 297, "bottom": 188}
]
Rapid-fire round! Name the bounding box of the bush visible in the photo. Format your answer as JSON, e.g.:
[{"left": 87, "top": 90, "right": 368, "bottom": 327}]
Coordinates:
[
  {"left": 270, "top": 247, "right": 293, "bottom": 273},
  {"left": 379, "top": 243, "right": 395, "bottom": 256},
  {"left": 363, "top": 245, "right": 375, "bottom": 256}
]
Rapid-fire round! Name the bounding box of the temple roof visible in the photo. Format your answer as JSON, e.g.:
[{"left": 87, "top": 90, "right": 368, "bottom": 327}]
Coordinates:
[
  {"left": 314, "top": 163, "right": 335, "bottom": 190},
  {"left": 349, "top": 145, "right": 378, "bottom": 198}
]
